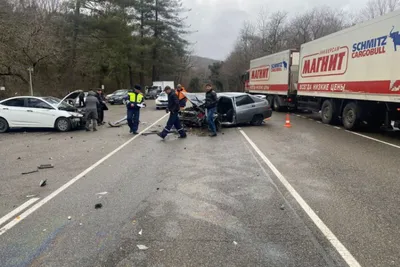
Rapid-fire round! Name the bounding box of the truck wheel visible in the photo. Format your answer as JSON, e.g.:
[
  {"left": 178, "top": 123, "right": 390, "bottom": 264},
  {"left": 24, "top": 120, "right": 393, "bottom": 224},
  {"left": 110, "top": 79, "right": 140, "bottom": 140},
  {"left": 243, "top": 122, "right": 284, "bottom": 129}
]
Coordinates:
[
  {"left": 273, "top": 96, "right": 282, "bottom": 111},
  {"left": 342, "top": 102, "right": 361, "bottom": 130},
  {"left": 0, "top": 117, "right": 9, "bottom": 133},
  {"left": 321, "top": 100, "right": 338, "bottom": 124}
]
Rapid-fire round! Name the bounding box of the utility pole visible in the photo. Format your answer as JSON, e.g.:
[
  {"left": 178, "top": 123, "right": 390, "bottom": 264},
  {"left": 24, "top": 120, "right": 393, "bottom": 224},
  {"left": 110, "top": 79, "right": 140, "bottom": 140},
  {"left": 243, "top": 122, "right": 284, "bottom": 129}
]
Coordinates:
[{"left": 28, "top": 67, "right": 34, "bottom": 96}]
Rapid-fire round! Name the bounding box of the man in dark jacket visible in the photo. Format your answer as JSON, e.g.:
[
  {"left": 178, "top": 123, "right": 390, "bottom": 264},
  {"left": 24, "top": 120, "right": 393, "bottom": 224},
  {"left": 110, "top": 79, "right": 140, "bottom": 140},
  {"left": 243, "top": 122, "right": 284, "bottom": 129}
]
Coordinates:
[
  {"left": 205, "top": 83, "right": 218, "bottom": 137},
  {"left": 96, "top": 89, "right": 107, "bottom": 125},
  {"left": 158, "top": 86, "right": 187, "bottom": 139}
]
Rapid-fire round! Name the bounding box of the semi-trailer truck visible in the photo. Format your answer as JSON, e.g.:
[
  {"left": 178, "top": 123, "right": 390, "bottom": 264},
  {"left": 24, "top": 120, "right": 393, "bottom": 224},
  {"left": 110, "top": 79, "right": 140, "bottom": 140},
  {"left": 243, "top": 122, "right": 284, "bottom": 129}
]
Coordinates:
[{"left": 244, "top": 10, "right": 400, "bottom": 130}]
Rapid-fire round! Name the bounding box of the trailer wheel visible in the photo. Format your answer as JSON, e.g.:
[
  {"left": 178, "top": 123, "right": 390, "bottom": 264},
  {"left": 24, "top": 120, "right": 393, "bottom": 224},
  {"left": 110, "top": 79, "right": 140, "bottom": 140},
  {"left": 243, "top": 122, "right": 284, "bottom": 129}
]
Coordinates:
[
  {"left": 321, "top": 100, "right": 338, "bottom": 125},
  {"left": 342, "top": 102, "right": 361, "bottom": 130},
  {"left": 273, "top": 96, "right": 282, "bottom": 111}
]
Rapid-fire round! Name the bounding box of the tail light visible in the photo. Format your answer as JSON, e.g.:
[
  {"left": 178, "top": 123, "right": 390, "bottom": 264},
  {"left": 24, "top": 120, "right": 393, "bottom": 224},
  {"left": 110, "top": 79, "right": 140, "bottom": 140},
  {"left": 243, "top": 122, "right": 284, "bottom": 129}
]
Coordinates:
[
  {"left": 397, "top": 108, "right": 400, "bottom": 111},
  {"left": 197, "top": 113, "right": 205, "bottom": 119},
  {"left": 287, "top": 98, "right": 292, "bottom": 102}
]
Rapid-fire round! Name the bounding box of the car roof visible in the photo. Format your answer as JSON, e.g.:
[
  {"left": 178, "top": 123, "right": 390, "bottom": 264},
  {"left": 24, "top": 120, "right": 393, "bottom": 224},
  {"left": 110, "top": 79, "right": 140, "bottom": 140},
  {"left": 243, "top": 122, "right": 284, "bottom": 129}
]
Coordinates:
[
  {"left": 218, "top": 92, "right": 248, "bottom": 98},
  {"left": 0, "top": 96, "right": 46, "bottom": 103}
]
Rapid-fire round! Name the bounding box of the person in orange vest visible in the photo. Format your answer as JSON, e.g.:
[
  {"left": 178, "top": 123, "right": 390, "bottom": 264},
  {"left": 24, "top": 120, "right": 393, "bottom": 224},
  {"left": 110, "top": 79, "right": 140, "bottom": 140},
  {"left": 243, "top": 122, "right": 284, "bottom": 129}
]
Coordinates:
[{"left": 175, "top": 84, "right": 187, "bottom": 109}]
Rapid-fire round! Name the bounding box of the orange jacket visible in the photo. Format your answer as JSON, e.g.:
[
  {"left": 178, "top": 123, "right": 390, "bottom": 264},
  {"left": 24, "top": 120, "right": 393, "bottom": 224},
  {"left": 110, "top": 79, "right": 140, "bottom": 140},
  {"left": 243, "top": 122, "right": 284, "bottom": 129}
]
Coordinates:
[{"left": 176, "top": 87, "right": 187, "bottom": 109}]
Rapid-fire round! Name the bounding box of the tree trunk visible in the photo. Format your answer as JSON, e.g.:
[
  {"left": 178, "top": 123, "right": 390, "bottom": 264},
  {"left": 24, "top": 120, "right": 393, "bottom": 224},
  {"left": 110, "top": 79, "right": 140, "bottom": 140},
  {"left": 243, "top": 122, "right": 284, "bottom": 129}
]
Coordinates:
[
  {"left": 139, "top": 0, "right": 145, "bottom": 87},
  {"left": 128, "top": 64, "right": 134, "bottom": 88},
  {"left": 70, "top": 0, "right": 81, "bottom": 89},
  {"left": 152, "top": 0, "right": 158, "bottom": 82}
]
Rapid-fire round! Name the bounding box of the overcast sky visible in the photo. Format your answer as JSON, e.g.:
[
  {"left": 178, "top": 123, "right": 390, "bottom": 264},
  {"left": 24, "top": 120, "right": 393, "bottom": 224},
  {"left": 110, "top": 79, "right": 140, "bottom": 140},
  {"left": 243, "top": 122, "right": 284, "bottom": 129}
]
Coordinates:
[{"left": 182, "top": 0, "right": 369, "bottom": 60}]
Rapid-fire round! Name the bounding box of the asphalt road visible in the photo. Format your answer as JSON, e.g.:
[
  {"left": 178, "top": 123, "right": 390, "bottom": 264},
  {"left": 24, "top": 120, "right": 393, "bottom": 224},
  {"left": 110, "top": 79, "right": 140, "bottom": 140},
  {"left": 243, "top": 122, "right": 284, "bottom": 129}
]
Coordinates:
[{"left": 0, "top": 102, "right": 399, "bottom": 267}]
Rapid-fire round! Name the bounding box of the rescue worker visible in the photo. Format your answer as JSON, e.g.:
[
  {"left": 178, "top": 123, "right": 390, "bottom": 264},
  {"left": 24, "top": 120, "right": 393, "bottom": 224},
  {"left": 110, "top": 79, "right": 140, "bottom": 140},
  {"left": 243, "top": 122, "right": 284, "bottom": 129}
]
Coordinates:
[
  {"left": 176, "top": 84, "right": 187, "bottom": 109},
  {"left": 158, "top": 86, "right": 187, "bottom": 139},
  {"left": 205, "top": 83, "right": 218, "bottom": 137},
  {"left": 125, "top": 85, "right": 144, "bottom": 134},
  {"left": 84, "top": 91, "right": 99, "bottom": 132}
]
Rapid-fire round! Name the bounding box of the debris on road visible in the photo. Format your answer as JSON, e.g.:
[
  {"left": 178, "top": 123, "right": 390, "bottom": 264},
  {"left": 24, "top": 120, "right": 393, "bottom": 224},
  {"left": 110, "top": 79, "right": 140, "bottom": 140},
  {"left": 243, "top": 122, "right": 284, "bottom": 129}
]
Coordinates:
[
  {"left": 79, "top": 223, "right": 83, "bottom": 226},
  {"left": 39, "top": 180, "right": 47, "bottom": 187},
  {"left": 96, "top": 192, "right": 108, "bottom": 196},
  {"left": 43, "top": 229, "right": 47, "bottom": 232},
  {"left": 68, "top": 216, "right": 72, "bottom": 220},
  {"left": 159, "top": 249, "right": 164, "bottom": 252},
  {"left": 137, "top": 245, "right": 149, "bottom": 250},
  {"left": 22, "top": 170, "right": 38, "bottom": 175},
  {"left": 49, "top": 157, "right": 53, "bottom": 160},
  {"left": 138, "top": 229, "right": 142, "bottom": 235},
  {"left": 38, "top": 164, "right": 54, "bottom": 169},
  {"left": 17, "top": 157, "right": 21, "bottom": 160},
  {"left": 132, "top": 220, "right": 136, "bottom": 225},
  {"left": 233, "top": 241, "right": 238, "bottom": 245},
  {"left": 95, "top": 203, "right": 103, "bottom": 209},
  {"left": 156, "top": 188, "right": 159, "bottom": 191},
  {"left": 26, "top": 195, "right": 37, "bottom": 198},
  {"left": 280, "top": 204, "right": 285, "bottom": 210}
]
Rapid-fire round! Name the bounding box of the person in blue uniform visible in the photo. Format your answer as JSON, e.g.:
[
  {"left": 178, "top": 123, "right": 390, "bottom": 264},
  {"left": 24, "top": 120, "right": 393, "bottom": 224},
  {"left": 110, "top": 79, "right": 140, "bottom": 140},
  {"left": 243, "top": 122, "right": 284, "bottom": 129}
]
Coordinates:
[{"left": 124, "top": 85, "right": 144, "bottom": 134}]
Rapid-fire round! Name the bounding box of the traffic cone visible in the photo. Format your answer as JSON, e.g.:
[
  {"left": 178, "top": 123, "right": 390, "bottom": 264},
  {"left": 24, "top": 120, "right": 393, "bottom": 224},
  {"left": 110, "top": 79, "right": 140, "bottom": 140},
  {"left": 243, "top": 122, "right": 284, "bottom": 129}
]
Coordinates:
[{"left": 284, "top": 114, "right": 292, "bottom": 128}]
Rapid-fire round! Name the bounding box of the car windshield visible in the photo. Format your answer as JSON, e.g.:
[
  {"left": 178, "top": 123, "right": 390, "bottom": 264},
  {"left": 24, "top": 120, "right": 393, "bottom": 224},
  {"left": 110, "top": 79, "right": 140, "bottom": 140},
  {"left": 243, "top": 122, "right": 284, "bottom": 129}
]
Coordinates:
[{"left": 159, "top": 92, "right": 166, "bottom": 96}]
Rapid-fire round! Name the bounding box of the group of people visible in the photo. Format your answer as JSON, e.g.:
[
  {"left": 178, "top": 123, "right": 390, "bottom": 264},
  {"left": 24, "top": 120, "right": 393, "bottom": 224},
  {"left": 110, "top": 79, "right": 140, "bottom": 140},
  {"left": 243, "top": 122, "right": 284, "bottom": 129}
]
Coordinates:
[
  {"left": 81, "top": 89, "right": 108, "bottom": 132},
  {"left": 83, "top": 83, "right": 218, "bottom": 138},
  {"left": 123, "top": 83, "right": 218, "bottom": 139}
]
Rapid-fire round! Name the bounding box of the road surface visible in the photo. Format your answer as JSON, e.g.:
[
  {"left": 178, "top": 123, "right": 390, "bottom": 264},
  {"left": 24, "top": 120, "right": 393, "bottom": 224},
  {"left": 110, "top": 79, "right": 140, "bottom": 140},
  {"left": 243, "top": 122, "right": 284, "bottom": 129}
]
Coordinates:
[{"left": 1, "top": 103, "right": 399, "bottom": 267}]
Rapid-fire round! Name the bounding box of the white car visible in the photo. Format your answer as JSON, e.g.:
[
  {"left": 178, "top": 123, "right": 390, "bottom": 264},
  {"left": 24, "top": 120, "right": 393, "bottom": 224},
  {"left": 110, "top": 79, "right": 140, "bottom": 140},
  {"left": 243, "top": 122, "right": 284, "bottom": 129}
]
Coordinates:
[
  {"left": 155, "top": 92, "right": 168, "bottom": 109},
  {"left": 0, "top": 91, "right": 84, "bottom": 133}
]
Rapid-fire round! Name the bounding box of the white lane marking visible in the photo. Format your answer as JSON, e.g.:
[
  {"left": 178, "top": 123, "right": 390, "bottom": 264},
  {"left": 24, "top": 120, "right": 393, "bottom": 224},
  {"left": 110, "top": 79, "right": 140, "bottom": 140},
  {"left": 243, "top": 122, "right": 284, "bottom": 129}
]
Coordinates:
[
  {"left": 334, "top": 126, "right": 341, "bottom": 130},
  {"left": 0, "top": 114, "right": 168, "bottom": 236},
  {"left": 345, "top": 130, "right": 400, "bottom": 149},
  {"left": 316, "top": 121, "right": 322, "bottom": 124},
  {"left": 0, "top": 198, "right": 39, "bottom": 227},
  {"left": 239, "top": 130, "right": 361, "bottom": 267}
]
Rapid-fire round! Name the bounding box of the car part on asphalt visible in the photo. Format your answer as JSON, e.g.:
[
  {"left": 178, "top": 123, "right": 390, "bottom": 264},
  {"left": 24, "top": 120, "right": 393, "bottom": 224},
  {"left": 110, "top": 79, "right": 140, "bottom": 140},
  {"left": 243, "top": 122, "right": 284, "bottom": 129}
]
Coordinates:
[
  {"left": 39, "top": 179, "right": 47, "bottom": 187},
  {"left": 21, "top": 170, "right": 39, "bottom": 175},
  {"left": 38, "top": 164, "right": 54, "bottom": 169}
]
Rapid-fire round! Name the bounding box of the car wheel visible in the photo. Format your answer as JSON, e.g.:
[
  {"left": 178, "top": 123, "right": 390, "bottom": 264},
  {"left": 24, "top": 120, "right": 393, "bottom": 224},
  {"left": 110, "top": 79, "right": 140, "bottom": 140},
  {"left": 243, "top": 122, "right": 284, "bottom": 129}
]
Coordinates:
[
  {"left": 215, "top": 118, "right": 222, "bottom": 132},
  {"left": 273, "top": 96, "right": 282, "bottom": 111},
  {"left": 156, "top": 107, "right": 159, "bottom": 110},
  {"left": 55, "top": 117, "right": 72, "bottom": 132},
  {"left": 0, "top": 117, "right": 9, "bottom": 133},
  {"left": 110, "top": 103, "right": 114, "bottom": 105},
  {"left": 342, "top": 102, "right": 361, "bottom": 130},
  {"left": 251, "top": 114, "right": 264, "bottom": 126},
  {"left": 321, "top": 100, "right": 335, "bottom": 124}
]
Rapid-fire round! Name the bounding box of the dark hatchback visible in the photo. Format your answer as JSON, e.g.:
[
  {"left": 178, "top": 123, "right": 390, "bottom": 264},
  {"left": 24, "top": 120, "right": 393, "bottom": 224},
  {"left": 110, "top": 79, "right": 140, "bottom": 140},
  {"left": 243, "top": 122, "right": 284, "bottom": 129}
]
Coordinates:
[{"left": 108, "top": 90, "right": 128, "bottom": 105}]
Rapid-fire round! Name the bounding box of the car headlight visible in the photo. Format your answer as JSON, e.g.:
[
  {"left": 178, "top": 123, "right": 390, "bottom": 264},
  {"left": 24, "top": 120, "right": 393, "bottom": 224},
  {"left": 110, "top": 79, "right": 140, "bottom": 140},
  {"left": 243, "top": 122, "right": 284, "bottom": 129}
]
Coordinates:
[
  {"left": 155, "top": 100, "right": 161, "bottom": 104},
  {"left": 68, "top": 112, "right": 83, "bottom": 117}
]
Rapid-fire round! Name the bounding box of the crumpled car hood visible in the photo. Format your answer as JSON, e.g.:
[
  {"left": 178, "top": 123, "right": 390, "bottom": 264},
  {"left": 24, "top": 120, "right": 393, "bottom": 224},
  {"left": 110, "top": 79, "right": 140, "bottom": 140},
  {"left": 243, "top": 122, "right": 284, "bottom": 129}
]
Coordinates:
[{"left": 183, "top": 92, "right": 206, "bottom": 107}]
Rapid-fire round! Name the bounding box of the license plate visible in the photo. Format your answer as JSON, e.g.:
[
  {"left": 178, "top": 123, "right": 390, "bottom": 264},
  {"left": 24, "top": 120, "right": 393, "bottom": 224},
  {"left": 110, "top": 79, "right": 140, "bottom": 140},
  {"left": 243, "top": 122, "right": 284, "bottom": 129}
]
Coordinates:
[{"left": 73, "top": 118, "right": 81, "bottom": 122}]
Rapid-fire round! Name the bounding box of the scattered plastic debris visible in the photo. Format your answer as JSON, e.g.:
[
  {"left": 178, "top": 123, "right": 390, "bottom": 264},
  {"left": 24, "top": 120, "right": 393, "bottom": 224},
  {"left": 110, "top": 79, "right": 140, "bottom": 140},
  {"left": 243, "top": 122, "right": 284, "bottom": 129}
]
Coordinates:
[
  {"left": 26, "top": 195, "right": 37, "bottom": 198},
  {"left": 43, "top": 229, "right": 47, "bottom": 232},
  {"left": 280, "top": 204, "right": 285, "bottom": 210},
  {"left": 132, "top": 220, "right": 137, "bottom": 225},
  {"left": 156, "top": 188, "right": 160, "bottom": 191},
  {"left": 17, "top": 157, "right": 21, "bottom": 160},
  {"left": 95, "top": 203, "right": 103, "bottom": 209},
  {"left": 39, "top": 180, "right": 47, "bottom": 187},
  {"left": 22, "top": 170, "right": 38, "bottom": 175},
  {"left": 137, "top": 245, "right": 149, "bottom": 250},
  {"left": 48, "top": 138, "right": 52, "bottom": 140},
  {"left": 68, "top": 216, "right": 72, "bottom": 220},
  {"left": 233, "top": 241, "right": 238, "bottom": 245},
  {"left": 49, "top": 157, "right": 53, "bottom": 160},
  {"left": 38, "top": 164, "right": 54, "bottom": 169},
  {"left": 96, "top": 192, "right": 108, "bottom": 195},
  {"left": 159, "top": 249, "right": 164, "bottom": 252},
  {"left": 138, "top": 229, "right": 142, "bottom": 235},
  {"left": 79, "top": 223, "right": 83, "bottom": 226}
]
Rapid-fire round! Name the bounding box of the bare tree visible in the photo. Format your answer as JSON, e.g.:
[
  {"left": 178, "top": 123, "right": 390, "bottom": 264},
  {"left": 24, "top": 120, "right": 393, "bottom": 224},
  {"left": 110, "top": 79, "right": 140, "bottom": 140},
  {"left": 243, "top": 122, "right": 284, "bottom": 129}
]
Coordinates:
[{"left": 360, "top": 0, "right": 399, "bottom": 20}]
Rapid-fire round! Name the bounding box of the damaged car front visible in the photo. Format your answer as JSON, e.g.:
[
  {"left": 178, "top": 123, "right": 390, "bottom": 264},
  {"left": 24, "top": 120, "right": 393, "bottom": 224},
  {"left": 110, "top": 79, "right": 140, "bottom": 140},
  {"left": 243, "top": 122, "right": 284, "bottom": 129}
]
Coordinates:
[{"left": 178, "top": 93, "right": 221, "bottom": 130}]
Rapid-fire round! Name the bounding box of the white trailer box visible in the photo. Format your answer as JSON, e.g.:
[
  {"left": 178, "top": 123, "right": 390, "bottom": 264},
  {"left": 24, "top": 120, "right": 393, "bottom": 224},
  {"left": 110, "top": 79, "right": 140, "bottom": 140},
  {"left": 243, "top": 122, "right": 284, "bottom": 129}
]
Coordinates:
[
  {"left": 248, "top": 50, "right": 299, "bottom": 96},
  {"left": 297, "top": 10, "right": 400, "bottom": 103},
  {"left": 152, "top": 81, "right": 175, "bottom": 90}
]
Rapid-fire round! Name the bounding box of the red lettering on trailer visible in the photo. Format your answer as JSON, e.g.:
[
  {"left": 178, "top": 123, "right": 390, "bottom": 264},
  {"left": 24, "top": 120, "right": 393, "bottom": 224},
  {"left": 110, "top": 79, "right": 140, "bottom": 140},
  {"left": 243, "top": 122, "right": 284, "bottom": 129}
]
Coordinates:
[
  {"left": 250, "top": 66, "right": 270, "bottom": 81},
  {"left": 301, "top": 46, "right": 349, "bottom": 78}
]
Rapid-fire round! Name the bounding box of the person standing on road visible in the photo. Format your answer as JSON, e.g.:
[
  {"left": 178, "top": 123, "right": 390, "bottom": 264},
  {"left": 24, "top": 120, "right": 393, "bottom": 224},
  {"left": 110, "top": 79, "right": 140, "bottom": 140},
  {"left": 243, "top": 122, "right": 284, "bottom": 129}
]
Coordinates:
[
  {"left": 125, "top": 85, "right": 144, "bottom": 134},
  {"left": 79, "top": 91, "right": 85, "bottom": 107},
  {"left": 158, "top": 86, "right": 187, "bottom": 139},
  {"left": 205, "top": 83, "right": 218, "bottom": 137},
  {"left": 84, "top": 91, "right": 99, "bottom": 132},
  {"left": 176, "top": 84, "right": 187, "bottom": 110},
  {"left": 96, "top": 89, "right": 107, "bottom": 125}
]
